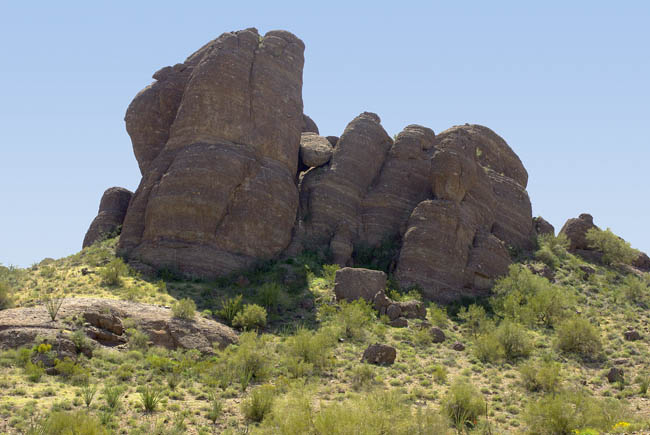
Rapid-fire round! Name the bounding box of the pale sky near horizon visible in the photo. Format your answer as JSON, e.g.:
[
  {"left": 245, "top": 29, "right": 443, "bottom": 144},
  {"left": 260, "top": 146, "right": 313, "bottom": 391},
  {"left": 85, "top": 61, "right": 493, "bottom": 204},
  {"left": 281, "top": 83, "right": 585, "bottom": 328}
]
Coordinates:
[{"left": 1, "top": 1, "right": 648, "bottom": 267}]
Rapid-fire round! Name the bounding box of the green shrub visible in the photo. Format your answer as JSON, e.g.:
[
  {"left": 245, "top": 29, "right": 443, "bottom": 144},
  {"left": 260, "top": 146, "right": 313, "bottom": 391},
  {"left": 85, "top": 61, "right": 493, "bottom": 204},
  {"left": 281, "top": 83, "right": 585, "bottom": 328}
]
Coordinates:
[
  {"left": 0, "top": 281, "right": 13, "bottom": 310},
  {"left": 242, "top": 384, "right": 275, "bottom": 423},
  {"left": 520, "top": 358, "right": 562, "bottom": 393},
  {"left": 126, "top": 328, "right": 149, "bottom": 350},
  {"left": 525, "top": 389, "right": 628, "bottom": 435},
  {"left": 473, "top": 333, "right": 505, "bottom": 364},
  {"left": 427, "top": 305, "right": 448, "bottom": 328},
  {"left": 257, "top": 282, "right": 284, "bottom": 309},
  {"left": 620, "top": 275, "right": 648, "bottom": 307},
  {"left": 284, "top": 326, "right": 335, "bottom": 373},
  {"left": 99, "top": 257, "right": 129, "bottom": 286},
  {"left": 80, "top": 384, "right": 97, "bottom": 408},
  {"left": 172, "top": 298, "right": 196, "bottom": 320},
  {"left": 492, "top": 264, "right": 572, "bottom": 328},
  {"left": 351, "top": 363, "right": 376, "bottom": 390},
  {"left": 442, "top": 379, "right": 486, "bottom": 429},
  {"left": 474, "top": 320, "right": 530, "bottom": 363},
  {"left": 233, "top": 304, "right": 267, "bottom": 331},
  {"left": 139, "top": 386, "right": 162, "bottom": 413},
  {"left": 331, "top": 300, "right": 374, "bottom": 341},
  {"left": 24, "top": 361, "right": 45, "bottom": 382},
  {"left": 206, "top": 393, "right": 223, "bottom": 424},
  {"left": 322, "top": 264, "right": 339, "bottom": 288},
  {"left": 228, "top": 332, "right": 272, "bottom": 386},
  {"left": 535, "top": 233, "right": 570, "bottom": 269},
  {"left": 494, "top": 319, "right": 532, "bottom": 361},
  {"left": 54, "top": 357, "right": 89, "bottom": 384},
  {"left": 555, "top": 317, "right": 602, "bottom": 359},
  {"left": 586, "top": 228, "right": 639, "bottom": 265},
  {"left": 217, "top": 295, "right": 243, "bottom": 326},
  {"left": 103, "top": 385, "right": 123, "bottom": 410},
  {"left": 27, "top": 410, "right": 109, "bottom": 435},
  {"left": 44, "top": 297, "right": 64, "bottom": 321},
  {"left": 457, "top": 304, "right": 493, "bottom": 336}
]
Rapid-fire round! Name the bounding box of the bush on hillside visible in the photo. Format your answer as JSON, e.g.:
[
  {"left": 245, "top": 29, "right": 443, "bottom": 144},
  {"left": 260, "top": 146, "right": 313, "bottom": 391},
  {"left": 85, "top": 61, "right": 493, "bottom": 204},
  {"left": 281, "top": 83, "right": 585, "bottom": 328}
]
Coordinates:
[
  {"left": 172, "top": 298, "right": 196, "bottom": 320},
  {"left": 620, "top": 275, "right": 648, "bottom": 307},
  {"left": 555, "top": 317, "right": 602, "bottom": 360},
  {"left": 0, "top": 281, "right": 13, "bottom": 310},
  {"left": 585, "top": 228, "right": 639, "bottom": 265},
  {"left": 524, "top": 389, "right": 628, "bottom": 435},
  {"left": 233, "top": 304, "right": 267, "bottom": 331},
  {"left": 27, "top": 410, "right": 109, "bottom": 435},
  {"left": 492, "top": 264, "right": 573, "bottom": 328},
  {"left": 520, "top": 358, "right": 562, "bottom": 393},
  {"left": 442, "top": 378, "right": 486, "bottom": 428},
  {"left": 99, "top": 258, "right": 129, "bottom": 286},
  {"left": 535, "top": 233, "right": 570, "bottom": 269},
  {"left": 217, "top": 294, "right": 243, "bottom": 326}
]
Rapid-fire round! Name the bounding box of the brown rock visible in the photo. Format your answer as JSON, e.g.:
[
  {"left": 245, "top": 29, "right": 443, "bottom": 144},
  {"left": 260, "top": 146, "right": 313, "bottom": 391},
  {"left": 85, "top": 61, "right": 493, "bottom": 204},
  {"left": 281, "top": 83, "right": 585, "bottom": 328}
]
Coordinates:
[
  {"left": 333, "top": 268, "right": 388, "bottom": 311},
  {"left": 118, "top": 28, "right": 305, "bottom": 278},
  {"left": 0, "top": 298, "right": 237, "bottom": 354},
  {"left": 623, "top": 330, "right": 642, "bottom": 341},
  {"left": 533, "top": 216, "right": 555, "bottom": 237},
  {"left": 396, "top": 300, "right": 426, "bottom": 319},
  {"left": 579, "top": 265, "right": 596, "bottom": 279},
  {"left": 389, "top": 318, "right": 408, "bottom": 328},
  {"left": 361, "top": 343, "right": 396, "bottom": 365},
  {"left": 430, "top": 327, "right": 446, "bottom": 343},
  {"left": 302, "top": 114, "right": 319, "bottom": 134},
  {"left": 82, "top": 187, "right": 133, "bottom": 248},
  {"left": 386, "top": 304, "right": 402, "bottom": 321},
  {"left": 606, "top": 367, "right": 624, "bottom": 383},
  {"left": 559, "top": 214, "right": 598, "bottom": 251},
  {"left": 326, "top": 136, "right": 339, "bottom": 147},
  {"left": 452, "top": 341, "right": 465, "bottom": 351},
  {"left": 527, "top": 263, "right": 555, "bottom": 281},
  {"left": 299, "top": 133, "right": 333, "bottom": 167}
]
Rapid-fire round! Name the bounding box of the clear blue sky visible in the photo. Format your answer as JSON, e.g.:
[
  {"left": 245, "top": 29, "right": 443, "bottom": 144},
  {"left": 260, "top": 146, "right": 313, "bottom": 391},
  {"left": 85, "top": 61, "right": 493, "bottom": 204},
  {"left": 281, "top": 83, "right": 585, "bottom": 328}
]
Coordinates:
[{"left": 1, "top": 1, "right": 648, "bottom": 267}]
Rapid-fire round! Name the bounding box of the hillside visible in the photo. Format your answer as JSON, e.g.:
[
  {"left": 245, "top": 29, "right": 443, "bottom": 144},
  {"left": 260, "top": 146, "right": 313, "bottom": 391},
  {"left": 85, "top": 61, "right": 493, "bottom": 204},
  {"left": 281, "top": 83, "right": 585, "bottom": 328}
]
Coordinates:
[{"left": 1, "top": 230, "right": 649, "bottom": 434}]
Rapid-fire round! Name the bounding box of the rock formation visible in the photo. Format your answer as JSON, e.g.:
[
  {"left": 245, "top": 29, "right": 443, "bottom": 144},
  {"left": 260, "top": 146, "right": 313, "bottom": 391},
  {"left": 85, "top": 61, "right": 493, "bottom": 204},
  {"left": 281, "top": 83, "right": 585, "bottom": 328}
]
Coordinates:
[
  {"left": 83, "top": 187, "right": 133, "bottom": 248},
  {"left": 85, "top": 28, "right": 538, "bottom": 302},
  {"left": 559, "top": 213, "right": 598, "bottom": 251},
  {"left": 0, "top": 298, "right": 237, "bottom": 354}
]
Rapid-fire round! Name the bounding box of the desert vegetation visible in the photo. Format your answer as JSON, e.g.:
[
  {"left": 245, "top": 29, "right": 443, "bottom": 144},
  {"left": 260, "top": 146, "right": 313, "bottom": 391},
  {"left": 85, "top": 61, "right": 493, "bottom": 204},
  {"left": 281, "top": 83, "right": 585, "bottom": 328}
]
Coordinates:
[{"left": 0, "top": 234, "right": 649, "bottom": 434}]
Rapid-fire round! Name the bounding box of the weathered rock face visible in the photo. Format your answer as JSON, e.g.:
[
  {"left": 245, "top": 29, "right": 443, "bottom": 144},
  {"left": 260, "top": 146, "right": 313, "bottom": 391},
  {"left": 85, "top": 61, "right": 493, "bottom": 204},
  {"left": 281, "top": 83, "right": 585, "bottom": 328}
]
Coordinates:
[
  {"left": 117, "top": 28, "right": 305, "bottom": 278},
  {"left": 88, "top": 28, "right": 537, "bottom": 302},
  {"left": 83, "top": 187, "right": 133, "bottom": 248},
  {"left": 633, "top": 252, "right": 650, "bottom": 271},
  {"left": 533, "top": 216, "right": 555, "bottom": 237},
  {"left": 0, "top": 298, "right": 237, "bottom": 354},
  {"left": 559, "top": 213, "right": 598, "bottom": 251}
]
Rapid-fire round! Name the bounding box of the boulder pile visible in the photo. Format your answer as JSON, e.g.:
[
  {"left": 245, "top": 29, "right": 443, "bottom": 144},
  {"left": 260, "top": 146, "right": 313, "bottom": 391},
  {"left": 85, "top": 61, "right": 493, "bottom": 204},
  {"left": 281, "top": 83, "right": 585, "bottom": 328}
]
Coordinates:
[{"left": 84, "top": 27, "right": 542, "bottom": 302}]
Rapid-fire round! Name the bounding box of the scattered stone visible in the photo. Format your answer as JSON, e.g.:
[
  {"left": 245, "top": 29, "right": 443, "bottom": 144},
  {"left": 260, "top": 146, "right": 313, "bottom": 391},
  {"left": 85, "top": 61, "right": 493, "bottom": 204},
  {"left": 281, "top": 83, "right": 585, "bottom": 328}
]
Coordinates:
[
  {"left": 361, "top": 343, "right": 396, "bottom": 365},
  {"left": 430, "top": 327, "right": 446, "bottom": 343},
  {"left": 606, "top": 367, "right": 624, "bottom": 383},
  {"left": 389, "top": 318, "right": 408, "bottom": 328},
  {"left": 527, "top": 263, "right": 554, "bottom": 281},
  {"left": 386, "top": 304, "right": 402, "bottom": 321},
  {"left": 452, "top": 341, "right": 465, "bottom": 351},
  {"left": 579, "top": 265, "right": 596, "bottom": 279},
  {"left": 624, "top": 330, "right": 642, "bottom": 341}
]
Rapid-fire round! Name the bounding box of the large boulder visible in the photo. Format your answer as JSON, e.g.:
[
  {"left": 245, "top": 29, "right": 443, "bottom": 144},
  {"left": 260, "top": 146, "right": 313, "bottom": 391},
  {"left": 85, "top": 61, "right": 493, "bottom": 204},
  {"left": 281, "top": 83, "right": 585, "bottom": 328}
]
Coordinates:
[
  {"left": 82, "top": 187, "right": 133, "bottom": 248},
  {"left": 633, "top": 252, "right": 650, "bottom": 271},
  {"left": 0, "top": 298, "right": 237, "bottom": 354},
  {"left": 299, "top": 133, "right": 333, "bottom": 168},
  {"left": 361, "top": 343, "right": 396, "bottom": 365},
  {"left": 559, "top": 213, "right": 598, "bottom": 251},
  {"left": 333, "top": 267, "right": 389, "bottom": 311},
  {"left": 117, "top": 28, "right": 305, "bottom": 278}
]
